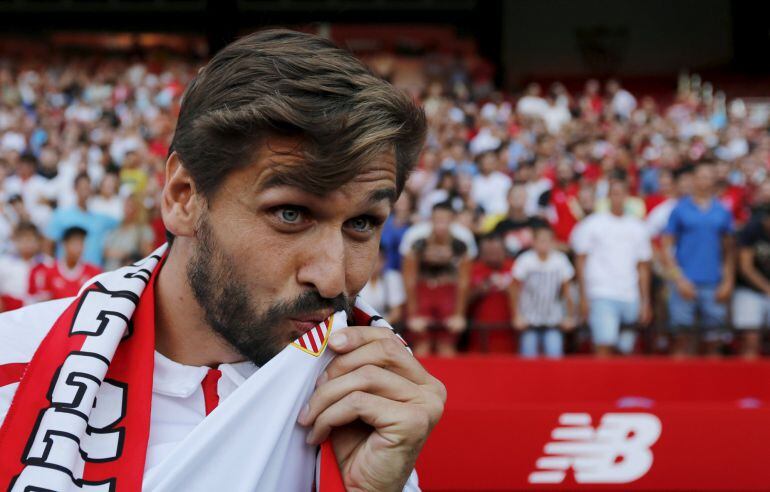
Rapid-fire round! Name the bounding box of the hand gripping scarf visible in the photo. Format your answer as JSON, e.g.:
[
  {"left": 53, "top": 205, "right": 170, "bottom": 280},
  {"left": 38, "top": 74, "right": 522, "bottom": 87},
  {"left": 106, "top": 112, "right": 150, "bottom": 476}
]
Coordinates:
[{"left": 0, "top": 244, "right": 403, "bottom": 491}]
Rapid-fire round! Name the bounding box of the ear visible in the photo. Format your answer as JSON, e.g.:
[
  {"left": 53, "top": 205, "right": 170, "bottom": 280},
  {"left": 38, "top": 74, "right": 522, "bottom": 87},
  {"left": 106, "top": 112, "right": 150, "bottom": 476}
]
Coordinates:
[{"left": 161, "top": 151, "right": 204, "bottom": 238}]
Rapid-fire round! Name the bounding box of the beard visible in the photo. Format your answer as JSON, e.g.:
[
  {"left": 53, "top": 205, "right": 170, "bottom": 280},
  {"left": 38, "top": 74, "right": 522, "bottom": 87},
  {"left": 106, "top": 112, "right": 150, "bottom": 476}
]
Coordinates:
[{"left": 186, "top": 217, "right": 352, "bottom": 366}]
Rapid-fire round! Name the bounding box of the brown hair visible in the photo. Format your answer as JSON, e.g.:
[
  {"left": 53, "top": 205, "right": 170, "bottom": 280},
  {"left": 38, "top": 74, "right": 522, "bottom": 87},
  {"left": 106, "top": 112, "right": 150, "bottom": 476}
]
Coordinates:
[{"left": 170, "top": 29, "right": 426, "bottom": 201}]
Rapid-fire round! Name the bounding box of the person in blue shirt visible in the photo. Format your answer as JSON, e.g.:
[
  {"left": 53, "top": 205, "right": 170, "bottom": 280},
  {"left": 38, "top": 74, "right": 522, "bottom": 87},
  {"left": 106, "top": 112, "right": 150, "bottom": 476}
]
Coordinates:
[
  {"left": 45, "top": 172, "right": 119, "bottom": 267},
  {"left": 662, "top": 161, "right": 734, "bottom": 356}
]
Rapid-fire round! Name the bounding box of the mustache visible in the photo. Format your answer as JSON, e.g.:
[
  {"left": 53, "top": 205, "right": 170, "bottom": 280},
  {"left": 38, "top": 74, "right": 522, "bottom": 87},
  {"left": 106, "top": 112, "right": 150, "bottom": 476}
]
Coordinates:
[{"left": 265, "top": 290, "right": 353, "bottom": 324}]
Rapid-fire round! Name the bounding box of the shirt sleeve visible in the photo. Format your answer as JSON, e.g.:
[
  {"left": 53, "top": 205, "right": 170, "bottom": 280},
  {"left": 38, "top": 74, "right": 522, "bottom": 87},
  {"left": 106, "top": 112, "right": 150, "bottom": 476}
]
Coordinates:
[
  {"left": 570, "top": 218, "right": 591, "bottom": 254},
  {"left": 662, "top": 204, "right": 681, "bottom": 237},
  {"left": 721, "top": 207, "right": 735, "bottom": 235},
  {"left": 512, "top": 254, "right": 528, "bottom": 281},
  {"left": 636, "top": 224, "right": 653, "bottom": 262}
]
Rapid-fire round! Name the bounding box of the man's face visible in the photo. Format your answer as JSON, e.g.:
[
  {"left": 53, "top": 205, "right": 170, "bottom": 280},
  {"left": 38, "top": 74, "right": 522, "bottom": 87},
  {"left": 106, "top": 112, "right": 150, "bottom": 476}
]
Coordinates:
[
  {"left": 63, "top": 236, "right": 85, "bottom": 263},
  {"left": 480, "top": 238, "right": 505, "bottom": 266},
  {"left": 608, "top": 181, "right": 627, "bottom": 211},
  {"left": 430, "top": 208, "right": 453, "bottom": 239},
  {"left": 186, "top": 139, "right": 396, "bottom": 366},
  {"left": 75, "top": 177, "right": 92, "bottom": 203},
  {"left": 694, "top": 165, "right": 714, "bottom": 194},
  {"left": 14, "top": 231, "right": 39, "bottom": 259}
]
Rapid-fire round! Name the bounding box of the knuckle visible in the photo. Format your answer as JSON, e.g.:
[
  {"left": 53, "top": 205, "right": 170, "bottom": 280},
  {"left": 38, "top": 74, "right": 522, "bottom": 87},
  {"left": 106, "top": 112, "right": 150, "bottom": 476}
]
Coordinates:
[
  {"left": 379, "top": 337, "right": 405, "bottom": 361},
  {"left": 358, "top": 364, "right": 379, "bottom": 386},
  {"left": 347, "top": 390, "right": 367, "bottom": 409}
]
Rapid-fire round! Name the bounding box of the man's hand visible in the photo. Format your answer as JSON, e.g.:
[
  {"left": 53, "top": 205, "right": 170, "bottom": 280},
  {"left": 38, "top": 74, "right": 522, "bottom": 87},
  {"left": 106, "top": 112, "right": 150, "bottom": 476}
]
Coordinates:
[
  {"left": 715, "top": 280, "right": 733, "bottom": 303},
  {"left": 298, "top": 326, "right": 446, "bottom": 492},
  {"left": 675, "top": 277, "right": 697, "bottom": 301},
  {"left": 513, "top": 314, "right": 528, "bottom": 331},
  {"left": 560, "top": 316, "right": 576, "bottom": 332},
  {"left": 639, "top": 300, "right": 653, "bottom": 326},
  {"left": 445, "top": 314, "right": 466, "bottom": 333},
  {"left": 406, "top": 316, "right": 429, "bottom": 333}
]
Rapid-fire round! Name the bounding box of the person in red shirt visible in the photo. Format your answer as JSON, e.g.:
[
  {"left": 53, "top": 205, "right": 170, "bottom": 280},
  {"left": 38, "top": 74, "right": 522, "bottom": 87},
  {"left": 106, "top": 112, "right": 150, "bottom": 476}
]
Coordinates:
[
  {"left": 39, "top": 226, "right": 102, "bottom": 300},
  {"left": 547, "top": 158, "right": 582, "bottom": 244},
  {"left": 467, "top": 233, "right": 515, "bottom": 353}
]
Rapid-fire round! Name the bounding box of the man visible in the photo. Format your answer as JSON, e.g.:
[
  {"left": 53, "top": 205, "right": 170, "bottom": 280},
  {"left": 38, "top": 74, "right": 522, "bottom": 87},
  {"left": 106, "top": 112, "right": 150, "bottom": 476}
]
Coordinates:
[
  {"left": 0, "top": 222, "right": 50, "bottom": 311},
  {"left": 661, "top": 161, "right": 734, "bottom": 356},
  {"left": 470, "top": 149, "right": 512, "bottom": 216},
  {"left": 467, "top": 233, "right": 515, "bottom": 353},
  {"left": 45, "top": 172, "right": 119, "bottom": 266},
  {"left": 402, "top": 201, "right": 471, "bottom": 357},
  {"left": 510, "top": 222, "right": 575, "bottom": 358},
  {"left": 733, "top": 203, "right": 770, "bottom": 358},
  {"left": 37, "top": 226, "right": 102, "bottom": 300},
  {"left": 572, "top": 178, "right": 653, "bottom": 356},
  {"left": 0, "top": 30, "right": 444, "bottom": 491},
  {"left": 490, "top": 183, "right": 539, "bottom": 257}
]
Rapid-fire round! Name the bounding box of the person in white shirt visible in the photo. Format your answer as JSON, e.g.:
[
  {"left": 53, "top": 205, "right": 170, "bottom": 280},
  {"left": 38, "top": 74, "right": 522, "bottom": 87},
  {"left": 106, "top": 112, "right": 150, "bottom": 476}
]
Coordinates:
[
  {"left": 3, "top": 154, "right": 54, "bottom": 229},
  {"left": 572, "top": 178, "right": 653, "bottom": 356},
  {"left": 606, "top": 79, "right": 637, "bottom": 121},
  {"left": 88, "top": 170, "right": 125, "bottom": 221},
  {"left": 359, "top": 249, "right": 406, "bottom": 326},
  {"left": 471, "top": 150, "right": 512, "bottom": 216},
  {"left": 510, "top": 222, "right": 576, "bottom": 358},
  {"left": 516, "top": 83, "right": 549, "bottom": 120}
]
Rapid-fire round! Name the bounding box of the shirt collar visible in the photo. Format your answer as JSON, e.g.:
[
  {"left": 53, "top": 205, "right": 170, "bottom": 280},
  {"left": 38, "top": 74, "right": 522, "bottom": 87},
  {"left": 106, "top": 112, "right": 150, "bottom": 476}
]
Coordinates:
[{"left": 152, "top": 351, "right": 259, "bottom": 398}]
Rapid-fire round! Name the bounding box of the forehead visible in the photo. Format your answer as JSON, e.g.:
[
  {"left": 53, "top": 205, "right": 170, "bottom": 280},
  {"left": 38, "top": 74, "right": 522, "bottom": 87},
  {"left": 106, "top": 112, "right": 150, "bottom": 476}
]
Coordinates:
[{"left": 223, "top": 137, "right": 398, "bottom": 204}]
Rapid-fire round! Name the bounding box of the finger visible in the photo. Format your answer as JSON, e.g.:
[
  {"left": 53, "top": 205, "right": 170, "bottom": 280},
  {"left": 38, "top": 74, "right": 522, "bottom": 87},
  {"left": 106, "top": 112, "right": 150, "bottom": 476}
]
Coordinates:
[
  {"left": 326, "top": 333, "right": 435, "bottom": 387},
  {"left": 299, "top": 364, "right": 422, "bottom": 426},
  {"left": 329, "top": 325, "right": 408, "bottom": 354},
  {"left": 305, "top": 391, "right": 429, "bottom": 446}
]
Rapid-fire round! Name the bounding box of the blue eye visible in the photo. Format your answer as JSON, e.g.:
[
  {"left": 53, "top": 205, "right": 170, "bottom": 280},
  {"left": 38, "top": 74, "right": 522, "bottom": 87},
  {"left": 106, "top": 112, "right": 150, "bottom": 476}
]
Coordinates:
[
  {"left": 279, "top": 207, "right": 302, "bottom": 223},
  {"left": 348, "top": 216, "right": 375, "bottom": 233}
]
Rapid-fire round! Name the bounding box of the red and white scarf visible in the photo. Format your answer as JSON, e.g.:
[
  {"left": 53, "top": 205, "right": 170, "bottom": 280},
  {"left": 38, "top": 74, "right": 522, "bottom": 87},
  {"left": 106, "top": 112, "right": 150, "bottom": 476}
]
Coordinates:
[{"left": 0, "top": 244, "right": 396, "bottom": 491}]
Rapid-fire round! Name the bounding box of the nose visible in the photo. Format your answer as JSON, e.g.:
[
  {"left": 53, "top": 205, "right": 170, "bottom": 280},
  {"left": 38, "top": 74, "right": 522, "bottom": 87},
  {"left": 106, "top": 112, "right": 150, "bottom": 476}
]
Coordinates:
[{"left": 296, "top": 228, "right": 346, "bottom": 300}]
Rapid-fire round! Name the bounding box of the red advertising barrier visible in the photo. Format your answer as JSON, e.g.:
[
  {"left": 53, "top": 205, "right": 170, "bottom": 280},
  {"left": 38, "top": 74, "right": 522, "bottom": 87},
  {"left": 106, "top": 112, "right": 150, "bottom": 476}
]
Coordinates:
[{"left": 415, "top": 357, "right": 770, "bottom": 491}]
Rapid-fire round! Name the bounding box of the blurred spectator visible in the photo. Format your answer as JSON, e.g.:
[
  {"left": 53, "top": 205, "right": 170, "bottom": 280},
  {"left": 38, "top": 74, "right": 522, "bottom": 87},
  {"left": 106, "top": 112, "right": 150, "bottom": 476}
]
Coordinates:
[
  {"left": 0, "top": 222, "right": 49, "bottom": 311},
  {"left": 45, "top": 172, "right": 119, "bottom": 266},
  {"left": 572, "top": 178, "right": 653, "bottom": 356},
  {"left": 37, "top": 226, "right": 101, "bottom": 300},
  {"left": 103, "top": 194, "right": 155, "bottom": 271},
  {"left": 89, "top": 170, "right": 124, "bottom": 221},
  {"left": 468, "top": 233, "right": 514, "bottom": 353},
  {"left": 471, "top": 149, "right": 511, "bottom": 216},
  {"left": 403, "top": 202, "right": 471, "bottom": 357},
  {"left": 662, "top": 162, "right": 735, "bottom": 356},
  {"left": 489, "top": 183, "right": 539, "bottom": 257},
  {"left": 606, "top": 79, "right": 637, "bottom": 121},
  {"left": 510, "top": 223, "right": 575, "bottom": 357},
  {"left": 733, "top": 203, "right": 770, "bottom": 358},
  {"left": 380, "top": 193, "right": 412, "bottom": 272},
  {"left": 359, "top": 249, "right": 406, "bottom": 327}
]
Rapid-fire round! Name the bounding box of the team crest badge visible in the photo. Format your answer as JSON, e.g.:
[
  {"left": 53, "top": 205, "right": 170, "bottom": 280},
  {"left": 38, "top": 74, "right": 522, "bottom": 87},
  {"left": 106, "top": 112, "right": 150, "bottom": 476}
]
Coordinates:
[{"left": 291, "top": 314, "right": 334, "bottom": 356}]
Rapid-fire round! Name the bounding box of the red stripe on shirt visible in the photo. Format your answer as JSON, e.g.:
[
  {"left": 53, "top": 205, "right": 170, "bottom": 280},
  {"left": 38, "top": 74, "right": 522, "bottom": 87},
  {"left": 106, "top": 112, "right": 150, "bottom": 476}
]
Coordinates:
[
  {"left": 202, "top": 368, "right": 222, "bottom": 416},
  {"left": 0, "top": 363, "right": 26, "bottom": 387}
]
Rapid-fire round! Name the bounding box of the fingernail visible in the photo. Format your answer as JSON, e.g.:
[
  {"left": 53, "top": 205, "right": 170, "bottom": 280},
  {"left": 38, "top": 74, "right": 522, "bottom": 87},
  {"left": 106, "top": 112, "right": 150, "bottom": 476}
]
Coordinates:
[
  {"left": 330, "top": 332, "right": 347, "bottom": 349},
  {"left": 316, "top": 371, "right": 328, "bottom": 387},
  {"left": 306, "top": 430, "right": 315, "bottom": 444},
  {"left": 298, "top": 404, "right": 309, "bottom": 425}
]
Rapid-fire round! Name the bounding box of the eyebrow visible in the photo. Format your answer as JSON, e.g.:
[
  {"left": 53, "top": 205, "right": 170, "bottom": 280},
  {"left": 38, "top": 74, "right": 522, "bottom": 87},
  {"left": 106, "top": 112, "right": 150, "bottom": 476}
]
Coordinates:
[
  {"left": 366, "top": 187, "right": 397, "bottom": 206},
  {"left": 256, "top": 173, "right": 397, "bottom": 206}
]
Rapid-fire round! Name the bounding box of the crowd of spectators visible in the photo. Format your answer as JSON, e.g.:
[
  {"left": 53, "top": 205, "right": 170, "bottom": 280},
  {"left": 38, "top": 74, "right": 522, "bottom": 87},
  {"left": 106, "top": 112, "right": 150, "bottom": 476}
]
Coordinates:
[{"left": 2, "top": 48, "right": 770, "bottom": 358}]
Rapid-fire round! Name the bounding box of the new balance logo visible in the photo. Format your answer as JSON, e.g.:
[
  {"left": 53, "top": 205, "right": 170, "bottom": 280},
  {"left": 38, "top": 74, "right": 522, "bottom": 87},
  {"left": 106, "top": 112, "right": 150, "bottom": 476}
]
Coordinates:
[{"left": 528, "top": 412, "right": 662, "bottom": 485}]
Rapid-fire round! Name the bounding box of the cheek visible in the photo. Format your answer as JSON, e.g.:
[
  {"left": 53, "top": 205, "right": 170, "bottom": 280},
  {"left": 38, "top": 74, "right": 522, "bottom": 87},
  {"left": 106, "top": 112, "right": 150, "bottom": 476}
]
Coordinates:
[
  {"left": 345, "top": 240, "right": 380, "bottom": 295},
  {"left": 213, "top": 211, "right": 302, "bottom": 306}
]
